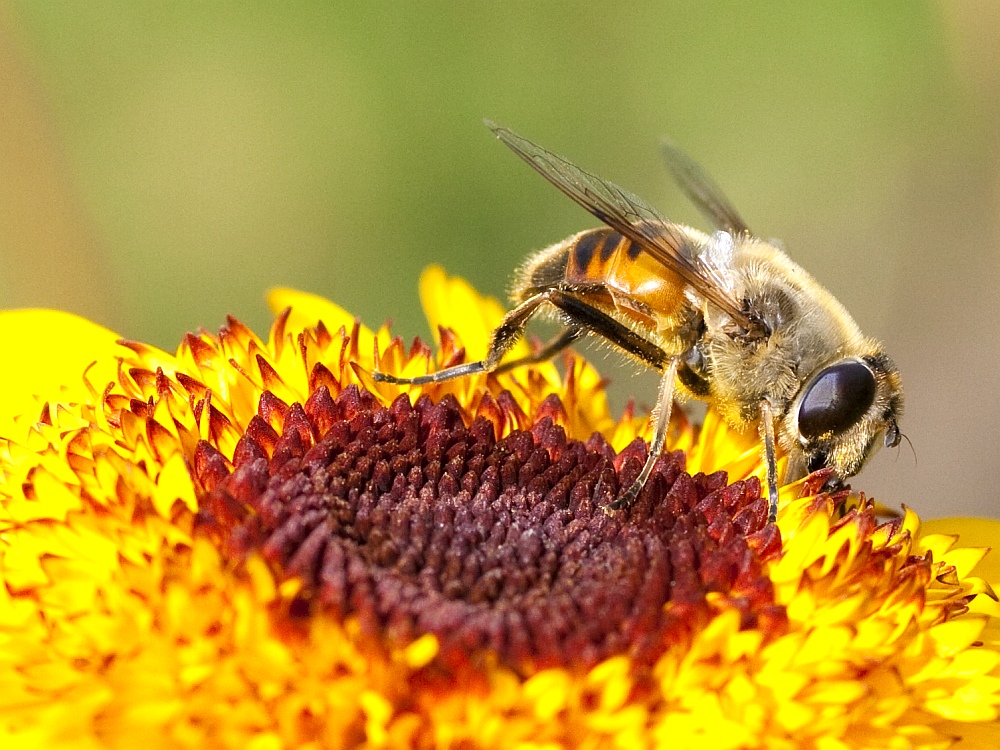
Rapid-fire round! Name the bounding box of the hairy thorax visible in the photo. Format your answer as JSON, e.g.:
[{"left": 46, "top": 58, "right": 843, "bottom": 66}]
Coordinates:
[{"left": 703, "top": 239, "right": 868, "bottom": 431}]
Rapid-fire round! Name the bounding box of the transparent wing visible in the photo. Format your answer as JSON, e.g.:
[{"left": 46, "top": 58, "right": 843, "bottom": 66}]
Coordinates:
[
  {"left": 486, "top": 120, "right": 750, "bottom": 326},
  {"left": 660, "top": 137, "right": 750, "bottom": 235}
]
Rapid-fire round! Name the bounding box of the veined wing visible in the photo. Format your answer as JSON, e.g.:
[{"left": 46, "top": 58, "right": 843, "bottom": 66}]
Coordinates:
[
  {"left": 486, "top": 120, "right": 751, "bottom": 327},
  {"left": 660, "top": 137, "right": 749, "bottom": 235}
]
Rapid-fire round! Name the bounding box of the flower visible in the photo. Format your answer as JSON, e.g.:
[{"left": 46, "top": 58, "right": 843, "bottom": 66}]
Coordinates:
[{"left": 1, "top": 265, "right": 999, "bottom": 749}]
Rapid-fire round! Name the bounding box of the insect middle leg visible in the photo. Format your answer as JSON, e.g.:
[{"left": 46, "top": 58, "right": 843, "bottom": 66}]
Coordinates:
[{"left": 608, "top": 357, "right": 679, "bottom": 510}]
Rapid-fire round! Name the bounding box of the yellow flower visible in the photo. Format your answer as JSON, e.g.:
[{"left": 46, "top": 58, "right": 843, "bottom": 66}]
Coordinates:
[{"left": 1, "top": 266, "right": 999, "bottom": 749}]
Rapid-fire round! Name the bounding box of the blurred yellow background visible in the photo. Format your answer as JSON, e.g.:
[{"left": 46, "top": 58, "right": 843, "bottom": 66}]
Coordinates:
[{"left": 1, "top": 2, "right": 997, "bottom": 518}]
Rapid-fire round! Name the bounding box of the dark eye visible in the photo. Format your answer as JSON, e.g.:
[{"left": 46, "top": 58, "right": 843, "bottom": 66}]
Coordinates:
[{"left": 797, "top": 360, "right": 876, "bottom": 439}]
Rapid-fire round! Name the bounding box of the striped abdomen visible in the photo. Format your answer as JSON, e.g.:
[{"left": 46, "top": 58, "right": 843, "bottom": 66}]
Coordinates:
[{"left": 515, "top": 227, "right": 691, "bottom": 327}]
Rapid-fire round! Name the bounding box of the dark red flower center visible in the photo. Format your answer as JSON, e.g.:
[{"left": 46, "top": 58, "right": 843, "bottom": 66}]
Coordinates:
[{"left": 195, "top": 384, "right": 785, "bottom": 671}]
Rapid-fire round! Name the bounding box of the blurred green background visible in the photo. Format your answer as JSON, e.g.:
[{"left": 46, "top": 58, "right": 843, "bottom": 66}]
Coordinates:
[{"left": 2, "top": 1, "right": 998, "bottom": 518}]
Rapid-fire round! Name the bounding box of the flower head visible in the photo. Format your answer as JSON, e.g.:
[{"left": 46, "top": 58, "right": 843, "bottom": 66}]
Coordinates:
[{"left": 1, "top": 266, "right": 998, "bottom": 749}]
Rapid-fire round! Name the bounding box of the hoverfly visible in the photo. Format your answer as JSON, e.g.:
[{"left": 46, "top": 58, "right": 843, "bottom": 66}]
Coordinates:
[{"left": 375, "top": 121, "right": 903, "bottom": 522}]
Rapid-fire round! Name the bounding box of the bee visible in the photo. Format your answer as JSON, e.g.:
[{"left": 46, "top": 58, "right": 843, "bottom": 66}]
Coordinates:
[{"left": 375, "top": 121, "right": 903, "bottom": 521}]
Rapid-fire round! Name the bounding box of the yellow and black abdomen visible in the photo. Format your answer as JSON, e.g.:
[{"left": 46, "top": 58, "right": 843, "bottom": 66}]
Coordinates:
[{"left": 514, "top": 227, "right": 690, "bottom": 329}]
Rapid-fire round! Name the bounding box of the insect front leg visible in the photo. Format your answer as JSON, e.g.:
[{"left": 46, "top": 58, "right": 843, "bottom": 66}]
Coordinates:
[
  {"left": 608, "top": 357, "right": 679, "bottom": 511},
  {"left": 373, "top": 291, "right": 554, "bottom": 385},
  {"left": 758, "top": 400, "right": 780, "bottom": 523}
]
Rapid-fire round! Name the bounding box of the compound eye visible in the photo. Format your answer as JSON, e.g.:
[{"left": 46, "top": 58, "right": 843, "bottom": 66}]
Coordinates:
[{"left": 797, "top": 360, "right": 876, "bottom": 440}]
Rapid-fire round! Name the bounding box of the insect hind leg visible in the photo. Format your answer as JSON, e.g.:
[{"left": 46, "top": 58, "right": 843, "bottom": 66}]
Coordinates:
[
  {"left": 373, "top": 291, "right": 552, "bottom": 385},
  {"left": 544, "top": 288, "right": 669, "bottom": 370},
  {"left": 492, "top": 326, "right": 585, "bottom": 375},
  {"left": 536, "top": 289, "right": 684, "bottom": 511}
]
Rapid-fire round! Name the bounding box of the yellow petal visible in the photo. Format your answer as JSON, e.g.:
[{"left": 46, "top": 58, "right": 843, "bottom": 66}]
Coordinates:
[
  {"left": 266, "top": 287, "right": 376, "bottom": 360},
  {"left": 928, "top": 617, "right": 988, "bottom": 658},
  {"left": 0, "top": 309, "right": 124, "bottom": 433},
  {"left": 418, "top": 264, "right": 528, "bottom": 360},
  {"left": 923, "top": 518, "right": 1000, "bottom": 586}
]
